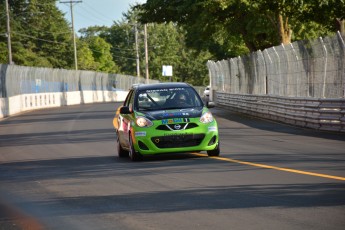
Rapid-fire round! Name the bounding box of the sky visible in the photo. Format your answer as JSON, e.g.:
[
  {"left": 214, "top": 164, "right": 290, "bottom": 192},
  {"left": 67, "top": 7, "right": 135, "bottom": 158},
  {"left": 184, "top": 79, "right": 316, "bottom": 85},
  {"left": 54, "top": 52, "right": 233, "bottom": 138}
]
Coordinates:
[{"left": 57, "top": 0, "right": 146, "bottom": 33}]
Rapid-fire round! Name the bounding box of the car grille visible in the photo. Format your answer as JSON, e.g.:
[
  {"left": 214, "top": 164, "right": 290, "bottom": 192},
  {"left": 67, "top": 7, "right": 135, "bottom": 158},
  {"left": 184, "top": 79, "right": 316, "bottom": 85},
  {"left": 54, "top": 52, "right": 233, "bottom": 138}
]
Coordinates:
[
  {"left": 156, "top": 123, "right": 198, "bottom": 131},
  {"left": 151, "top": 134, "right": 205, "bottom": 148}
]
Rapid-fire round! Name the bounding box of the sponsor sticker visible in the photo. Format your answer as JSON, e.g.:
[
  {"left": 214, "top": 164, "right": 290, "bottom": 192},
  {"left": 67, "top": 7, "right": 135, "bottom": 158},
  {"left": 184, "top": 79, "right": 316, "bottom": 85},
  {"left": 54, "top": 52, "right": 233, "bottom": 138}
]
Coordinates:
[
  {"left": 162, "top": 118, "right": 183, "bottom": 124},
  {"left": 162, "top": 112, "right": 190, "bottom": 118},
  {"left": 208, "top": 126, "right": 217, "bottom": 132},
  {"left": 135, "top": 131, "right": 147, "bottom": 137}
]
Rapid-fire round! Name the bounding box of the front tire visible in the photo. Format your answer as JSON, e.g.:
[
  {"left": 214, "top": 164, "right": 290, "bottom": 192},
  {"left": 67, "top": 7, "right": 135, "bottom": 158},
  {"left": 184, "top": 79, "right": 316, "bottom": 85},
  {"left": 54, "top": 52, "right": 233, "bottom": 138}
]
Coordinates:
[
  {"left": 207, "top": 142, "right": 220, "bottom": 156},
  {"left": 129, "top": 134, "right": 143, "bottom": 161}
]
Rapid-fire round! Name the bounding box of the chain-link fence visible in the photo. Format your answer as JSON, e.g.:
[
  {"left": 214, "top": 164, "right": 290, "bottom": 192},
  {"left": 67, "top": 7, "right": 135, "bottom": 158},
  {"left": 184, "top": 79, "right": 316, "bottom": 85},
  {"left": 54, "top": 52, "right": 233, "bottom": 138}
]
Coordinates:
[
  {"left": 0, "top": 64, "right": 158, "bottom": 98},
  {"left": 207, "top": 32, "right": 345, "bottom": 98}
]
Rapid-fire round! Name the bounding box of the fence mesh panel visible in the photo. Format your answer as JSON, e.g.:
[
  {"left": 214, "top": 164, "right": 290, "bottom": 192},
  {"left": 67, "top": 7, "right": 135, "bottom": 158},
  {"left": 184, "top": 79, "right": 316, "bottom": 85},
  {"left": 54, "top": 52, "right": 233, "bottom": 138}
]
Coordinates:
[
  {"left": 208, "top": 32, "right": 345, "bottom": 98},
  {"left": 0, "top": 65, "right": 158, "bottom": 98}
]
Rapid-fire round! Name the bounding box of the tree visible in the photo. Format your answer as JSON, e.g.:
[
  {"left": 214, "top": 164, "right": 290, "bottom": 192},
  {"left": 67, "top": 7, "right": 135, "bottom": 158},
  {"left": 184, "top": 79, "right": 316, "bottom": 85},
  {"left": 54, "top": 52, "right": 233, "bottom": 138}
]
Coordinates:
[
  {"left": 77, "top": 40, "right": 97, "bottom": 71},
  {"left": 94, "top": 5, "right": 213, "bottom": 84},
  {"left": 249, "top": 0, "right": 344, "bottom": 44},
  {"left": 146, "top": 23, "right": 212, "bottom": 84},
  {"left": 81, "top": 36, "right": 120, "bottom": 73},
  {"left": 95, "top": 22, "right": 138, "bottom": 76},
  {"left": 0, "top": 0, "right": 74, "bottom": 68},
  {"left": 138, "top": 0, "right": 344, "bottom": 57},
  {"left": 303, "top": 0, "right": 345, "bottom": 36}
]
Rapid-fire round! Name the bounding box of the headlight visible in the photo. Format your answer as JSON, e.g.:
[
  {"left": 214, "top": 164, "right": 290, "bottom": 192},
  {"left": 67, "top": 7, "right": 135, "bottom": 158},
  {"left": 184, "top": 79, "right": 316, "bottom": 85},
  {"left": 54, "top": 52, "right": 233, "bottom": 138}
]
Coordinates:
[
  {"left": 200, "top": 111, "right": 214, "bottom": 123},
  {"left": 136, "top": 116, "right": 153, "bottom": 127}
]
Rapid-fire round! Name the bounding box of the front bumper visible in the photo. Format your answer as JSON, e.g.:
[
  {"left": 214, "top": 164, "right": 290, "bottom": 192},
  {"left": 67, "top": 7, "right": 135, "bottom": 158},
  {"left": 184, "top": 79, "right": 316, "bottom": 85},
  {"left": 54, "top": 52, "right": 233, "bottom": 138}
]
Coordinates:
[{"left": 131, "top": 118, "right": 218, "bottom": 155}]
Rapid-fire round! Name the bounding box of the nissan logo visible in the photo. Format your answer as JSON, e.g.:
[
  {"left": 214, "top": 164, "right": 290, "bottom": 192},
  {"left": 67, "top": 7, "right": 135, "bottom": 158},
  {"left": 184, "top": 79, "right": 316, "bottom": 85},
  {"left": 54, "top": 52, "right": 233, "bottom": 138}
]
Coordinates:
[{"left": 174, "top": 124, "right": 181, "bottom": 130}]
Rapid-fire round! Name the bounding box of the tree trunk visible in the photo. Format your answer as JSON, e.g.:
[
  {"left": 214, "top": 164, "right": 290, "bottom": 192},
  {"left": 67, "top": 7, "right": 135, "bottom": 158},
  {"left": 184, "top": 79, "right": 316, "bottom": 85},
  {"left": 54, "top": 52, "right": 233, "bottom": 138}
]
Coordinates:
[
  {"left": 336, "top": 18, "right": 345, "bottom": 36},
  {"left": 278, "top": 14, "right": 292, "bottom": 44}
]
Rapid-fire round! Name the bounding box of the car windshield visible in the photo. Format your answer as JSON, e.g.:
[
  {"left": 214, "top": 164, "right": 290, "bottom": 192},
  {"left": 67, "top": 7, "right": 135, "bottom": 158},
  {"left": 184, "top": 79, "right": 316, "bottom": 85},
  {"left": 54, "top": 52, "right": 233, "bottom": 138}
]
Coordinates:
[{"left": 136, "top": 87, "right": 203, "bottom": 111}]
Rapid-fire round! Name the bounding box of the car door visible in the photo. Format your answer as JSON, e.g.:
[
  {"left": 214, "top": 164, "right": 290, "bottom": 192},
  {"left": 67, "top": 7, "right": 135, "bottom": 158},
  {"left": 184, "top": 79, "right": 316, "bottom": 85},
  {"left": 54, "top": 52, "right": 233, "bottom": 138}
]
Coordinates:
[{"left": 117, "top": 90, "right": 135, "bottom": 149}]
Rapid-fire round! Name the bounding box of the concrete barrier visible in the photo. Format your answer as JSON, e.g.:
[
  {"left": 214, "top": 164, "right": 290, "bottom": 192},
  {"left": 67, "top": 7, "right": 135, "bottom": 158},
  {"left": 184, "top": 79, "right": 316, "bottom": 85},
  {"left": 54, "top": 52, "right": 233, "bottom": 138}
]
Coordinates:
[{"left": 0, "top": 90, "right": 128, "bottom": 119}]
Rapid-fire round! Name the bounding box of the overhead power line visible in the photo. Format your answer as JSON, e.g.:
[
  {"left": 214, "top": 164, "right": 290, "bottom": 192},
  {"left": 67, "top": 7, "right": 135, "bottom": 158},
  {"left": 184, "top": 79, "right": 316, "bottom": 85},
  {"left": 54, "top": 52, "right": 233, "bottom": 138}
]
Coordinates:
[
  {"left": 12, "top": 32, "right": 71, "bottom": 45},
  {"left": 78, "top": 3, "right": 115, "bottom": 25}
]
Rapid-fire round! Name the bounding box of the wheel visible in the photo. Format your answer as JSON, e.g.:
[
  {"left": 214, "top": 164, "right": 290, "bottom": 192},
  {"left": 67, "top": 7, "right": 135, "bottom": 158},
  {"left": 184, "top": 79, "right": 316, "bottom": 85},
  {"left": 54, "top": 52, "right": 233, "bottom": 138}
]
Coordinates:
[
  {"left": 116, "top": 132, "right": 128, "bottom": 158},
  {"left": 207, "top": 142, "right": 220, "bottom": 156},
  {"left": 129, "top": 134, "right": 143, "bottom": 161}
]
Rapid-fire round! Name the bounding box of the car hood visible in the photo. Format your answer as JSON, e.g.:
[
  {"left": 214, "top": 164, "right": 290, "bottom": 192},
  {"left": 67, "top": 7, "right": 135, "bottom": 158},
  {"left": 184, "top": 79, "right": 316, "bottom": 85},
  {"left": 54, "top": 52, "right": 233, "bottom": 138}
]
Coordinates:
[{"left": 140, "top": 107, "right": 203, "bottom": 120}]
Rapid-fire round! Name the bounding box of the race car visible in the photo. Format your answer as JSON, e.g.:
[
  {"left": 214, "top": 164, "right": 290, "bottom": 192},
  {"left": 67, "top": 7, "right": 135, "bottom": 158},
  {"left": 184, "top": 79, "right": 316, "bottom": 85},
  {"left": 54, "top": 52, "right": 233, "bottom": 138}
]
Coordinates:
[{"left": 113, "top": 82, "right": 219, "bottom": 161}]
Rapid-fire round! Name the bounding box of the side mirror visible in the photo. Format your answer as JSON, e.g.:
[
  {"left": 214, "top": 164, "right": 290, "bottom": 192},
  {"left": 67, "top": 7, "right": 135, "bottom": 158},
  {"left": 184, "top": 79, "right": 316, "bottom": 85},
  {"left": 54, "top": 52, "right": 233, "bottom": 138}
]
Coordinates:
[
  {"left": 120, "top": 106, "right": 131, "bottom": 114},
  {"left": 207, "top": 101, "right": 216, "bottom": 108}
]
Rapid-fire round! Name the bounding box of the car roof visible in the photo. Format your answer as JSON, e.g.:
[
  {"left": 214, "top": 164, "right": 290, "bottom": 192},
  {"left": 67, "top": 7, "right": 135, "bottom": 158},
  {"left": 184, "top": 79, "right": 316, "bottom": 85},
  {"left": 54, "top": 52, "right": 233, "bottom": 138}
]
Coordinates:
[{"left": 133, "top": 82, "right": 192, "bottom": 91}]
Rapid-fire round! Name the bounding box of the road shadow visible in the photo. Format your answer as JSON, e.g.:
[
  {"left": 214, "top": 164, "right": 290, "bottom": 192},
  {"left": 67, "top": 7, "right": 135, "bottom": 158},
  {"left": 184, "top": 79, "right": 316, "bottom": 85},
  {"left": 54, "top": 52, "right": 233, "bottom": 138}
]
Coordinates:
[
  {"left": 0, "top": 128, "right": 116, "bottom": 147},
  {"left": 0, "top": 104, "right": 117, "bottom": 125},
  {"left": 1, "top": 155, "right": 344, "bottom": 214}
]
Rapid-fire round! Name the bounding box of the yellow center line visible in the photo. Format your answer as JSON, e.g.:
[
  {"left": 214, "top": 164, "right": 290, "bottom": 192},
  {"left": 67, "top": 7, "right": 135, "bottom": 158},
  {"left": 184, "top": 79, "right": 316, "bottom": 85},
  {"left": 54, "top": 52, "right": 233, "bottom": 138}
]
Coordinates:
[{"left": 192, "top": 153, "right": 345, "bottom": 181}]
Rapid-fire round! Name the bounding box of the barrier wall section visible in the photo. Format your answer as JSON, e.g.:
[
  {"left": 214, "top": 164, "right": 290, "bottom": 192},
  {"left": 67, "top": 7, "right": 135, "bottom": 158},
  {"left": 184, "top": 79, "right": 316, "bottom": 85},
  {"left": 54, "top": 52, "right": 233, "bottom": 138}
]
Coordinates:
[{"left": 0, "top": 65, "right": 158, "bottom": 119}]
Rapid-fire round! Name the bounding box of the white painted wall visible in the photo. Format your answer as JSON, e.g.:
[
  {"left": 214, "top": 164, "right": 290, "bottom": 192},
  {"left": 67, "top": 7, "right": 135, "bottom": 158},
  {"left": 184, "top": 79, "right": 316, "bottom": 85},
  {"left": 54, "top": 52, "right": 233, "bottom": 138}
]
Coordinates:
[{"left": 0, "top": 90, "right": 128, "bottom": 119}]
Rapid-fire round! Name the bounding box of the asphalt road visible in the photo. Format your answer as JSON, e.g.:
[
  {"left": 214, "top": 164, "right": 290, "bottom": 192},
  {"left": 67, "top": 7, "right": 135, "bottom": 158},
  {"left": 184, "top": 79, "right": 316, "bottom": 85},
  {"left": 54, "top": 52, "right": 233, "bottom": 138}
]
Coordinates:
[{"left": 0, "top": 102, "right": 345, "bottom": 230}]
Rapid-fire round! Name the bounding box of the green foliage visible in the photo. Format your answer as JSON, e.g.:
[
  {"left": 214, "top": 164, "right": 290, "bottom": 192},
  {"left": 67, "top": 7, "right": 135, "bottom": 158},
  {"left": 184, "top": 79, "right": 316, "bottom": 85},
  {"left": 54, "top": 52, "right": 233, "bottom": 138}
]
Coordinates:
[
  {"left": 85, "top": 36, "right": 120, "bottom": 73},
  {"left": 146, "top": 23, "right": 212, "bottom": 85},
  {"left": 95, "top": 6, "right": 213, "bottom": 85},
  {"left": 0, "top": 0, "right": 74, "bottom": 68},
  {"left": 77, "top": 40, "right": 97, "bottom": 71},
  {"left": 138, "top": 0, "right": 344, "bottom": 57},
  {"left": 0, "top": 42, "right": 8, "bottom": 64},
  {"left": 0, "top": 1, "right": 121, "bottom": 73},
  {"left": 1, "top": 0, "right": 343, "bottom": 87},
  {"left": 88, "top": 24, "right": 136, "bottom": 75}
]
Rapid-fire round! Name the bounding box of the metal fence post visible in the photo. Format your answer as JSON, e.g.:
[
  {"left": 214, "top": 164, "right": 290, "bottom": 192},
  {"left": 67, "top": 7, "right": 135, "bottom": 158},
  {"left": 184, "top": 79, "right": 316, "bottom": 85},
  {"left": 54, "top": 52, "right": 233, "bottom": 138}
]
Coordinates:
[
  {"left": 264, "top": 49, "right": 272, "bottom": 95},
  {"left": 258, "top": 50, "right": 266, "bottom": 95},
  {"left": 281, "top": 44, "right": 290, "bottom": 96},
  {"left": 337, "top": 31, "right": 345, "bottom": 98},
  {"left": 319, "top": 37, "right": 328, "bottom": 98},
  {"left": 272, "top": 47, "right": 281, "bottom": 95},
  {"left": 229, "top": 58, "right": 236, "bottom": 93},
  {"left": 290, "top": 43, "right": 300, "bottom": 96}
]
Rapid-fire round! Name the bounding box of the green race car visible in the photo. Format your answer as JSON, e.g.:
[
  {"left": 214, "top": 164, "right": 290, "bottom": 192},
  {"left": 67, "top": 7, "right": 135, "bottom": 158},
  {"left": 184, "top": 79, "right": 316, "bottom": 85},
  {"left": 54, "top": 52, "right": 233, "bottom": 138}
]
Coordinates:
[{"left": 113, "top": 82, "right": 219, "bottom": 161}]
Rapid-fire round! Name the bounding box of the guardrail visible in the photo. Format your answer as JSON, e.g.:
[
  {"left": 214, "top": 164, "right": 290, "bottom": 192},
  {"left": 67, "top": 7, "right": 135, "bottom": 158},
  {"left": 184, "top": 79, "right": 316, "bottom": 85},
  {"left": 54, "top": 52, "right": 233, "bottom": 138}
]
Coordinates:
[{"left": 215, "top": 92, "right": 345, "bottom": 132}]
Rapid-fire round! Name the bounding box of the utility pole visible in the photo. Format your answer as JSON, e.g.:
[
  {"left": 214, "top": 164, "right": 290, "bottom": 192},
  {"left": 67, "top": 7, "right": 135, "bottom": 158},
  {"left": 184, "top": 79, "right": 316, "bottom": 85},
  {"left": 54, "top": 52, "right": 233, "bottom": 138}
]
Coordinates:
[
  {"left": 60, "top": 1, "right": 82, "bottom": 70},
  {"left": 5, "top": 0, "right": 12, "bottom": 64},
  {"left": 134, "top": 24, "right": 140, "bottom": 78},
  {"left": 144, "top": 24, "right": 149, "bottom": 83}
]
